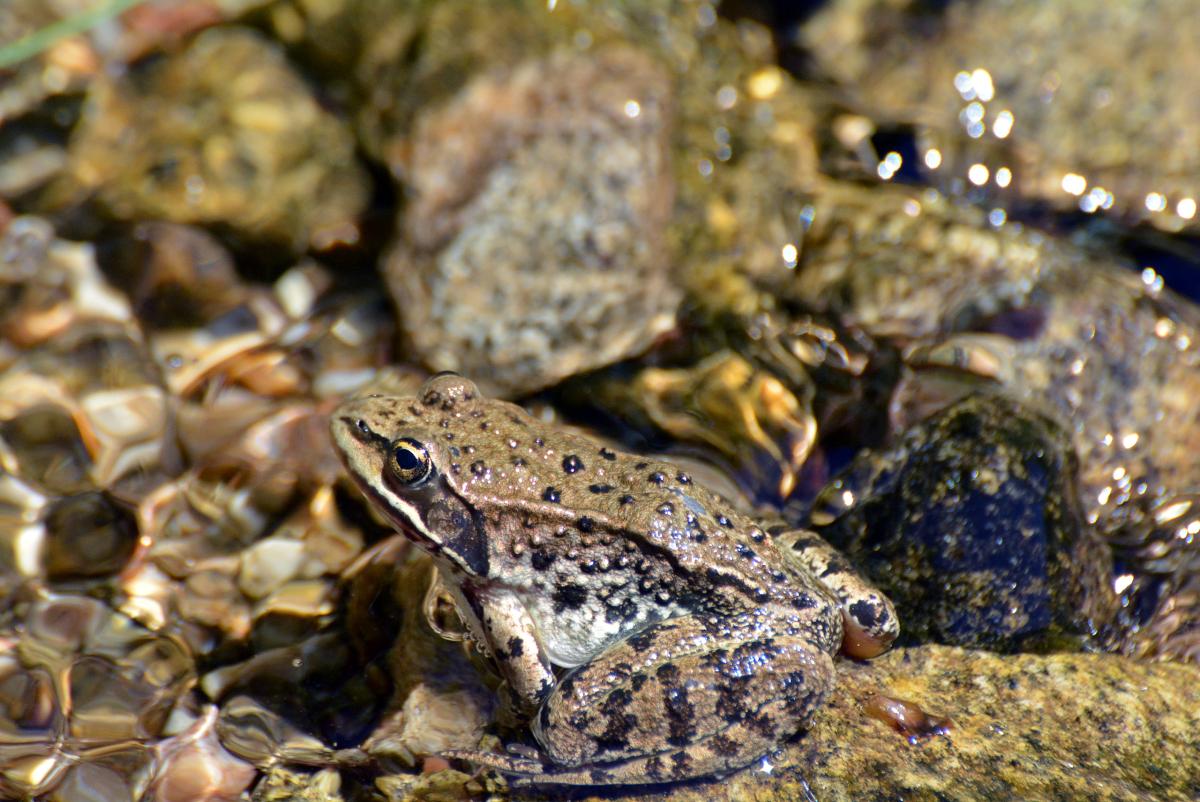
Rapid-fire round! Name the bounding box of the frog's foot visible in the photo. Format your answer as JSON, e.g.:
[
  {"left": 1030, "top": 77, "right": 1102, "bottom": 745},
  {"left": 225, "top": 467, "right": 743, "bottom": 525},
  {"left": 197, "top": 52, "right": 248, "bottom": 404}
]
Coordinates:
[{"left": 775, "top": 529, "right": 899, "bottom": 658}]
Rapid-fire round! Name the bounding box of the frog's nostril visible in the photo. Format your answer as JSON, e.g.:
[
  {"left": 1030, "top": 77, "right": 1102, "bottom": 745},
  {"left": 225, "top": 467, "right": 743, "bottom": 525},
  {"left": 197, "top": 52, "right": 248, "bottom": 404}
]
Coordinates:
[{"left": 356, "top": 419, "right": 371, "bottom": 434}]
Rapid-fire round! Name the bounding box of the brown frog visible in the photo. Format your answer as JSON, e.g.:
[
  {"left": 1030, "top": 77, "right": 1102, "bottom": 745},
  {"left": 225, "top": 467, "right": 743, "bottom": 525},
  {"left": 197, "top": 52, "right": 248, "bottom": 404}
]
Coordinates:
[{"left": 330, "top": 374, "right": 896, "bottom": 785}]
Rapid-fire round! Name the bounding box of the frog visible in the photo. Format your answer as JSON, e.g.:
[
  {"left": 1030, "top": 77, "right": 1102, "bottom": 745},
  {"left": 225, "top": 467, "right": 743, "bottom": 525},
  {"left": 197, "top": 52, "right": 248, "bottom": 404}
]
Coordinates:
[{"left": 329, "top": 373, "right": 897, "bottom": 785}]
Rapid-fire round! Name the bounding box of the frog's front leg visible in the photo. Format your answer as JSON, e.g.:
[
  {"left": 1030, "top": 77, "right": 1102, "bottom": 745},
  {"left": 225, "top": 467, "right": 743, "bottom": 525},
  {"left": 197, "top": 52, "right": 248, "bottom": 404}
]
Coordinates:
[
  {"left": 774, "top": 529, "right": 899, "bottom": 658},
  {"left": 459, "top": 608, "right": 836, "bottom": 786},
  {"left": 461, "top": 584, "right": 556, "bottom": 714}
]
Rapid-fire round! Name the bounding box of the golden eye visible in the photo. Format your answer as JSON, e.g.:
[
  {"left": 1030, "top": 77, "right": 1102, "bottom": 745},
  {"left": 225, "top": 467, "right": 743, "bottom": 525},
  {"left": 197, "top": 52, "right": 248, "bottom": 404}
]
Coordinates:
[{"left": 390, "top": 438, "right": 432, "bottom": 485}]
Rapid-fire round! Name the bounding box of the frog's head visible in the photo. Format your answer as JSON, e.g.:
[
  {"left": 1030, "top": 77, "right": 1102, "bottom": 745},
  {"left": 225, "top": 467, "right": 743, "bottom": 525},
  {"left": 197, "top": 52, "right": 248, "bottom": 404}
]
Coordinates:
[{"left": 330, "top": 373, "right": 491, "bottom": 577}]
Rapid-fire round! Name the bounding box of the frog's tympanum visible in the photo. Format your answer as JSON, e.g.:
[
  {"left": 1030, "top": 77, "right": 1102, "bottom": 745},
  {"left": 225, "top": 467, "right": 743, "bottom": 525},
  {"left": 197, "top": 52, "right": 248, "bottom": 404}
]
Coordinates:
[{"left": 331, "top": 374, "right": 896, "bottom": 785}]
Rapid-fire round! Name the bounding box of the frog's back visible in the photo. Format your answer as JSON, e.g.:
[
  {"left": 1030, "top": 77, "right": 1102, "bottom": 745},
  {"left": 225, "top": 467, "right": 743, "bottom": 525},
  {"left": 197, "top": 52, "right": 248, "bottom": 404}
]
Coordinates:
[{"left": 414, "top": 376, "right": 835, "bottom": 622}]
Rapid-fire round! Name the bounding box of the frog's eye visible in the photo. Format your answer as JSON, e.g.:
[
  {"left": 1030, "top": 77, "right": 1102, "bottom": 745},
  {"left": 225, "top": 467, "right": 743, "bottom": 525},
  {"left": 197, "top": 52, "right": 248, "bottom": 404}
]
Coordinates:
[{"left": 389, "top": 438, "right": 433, "bottom": 486}]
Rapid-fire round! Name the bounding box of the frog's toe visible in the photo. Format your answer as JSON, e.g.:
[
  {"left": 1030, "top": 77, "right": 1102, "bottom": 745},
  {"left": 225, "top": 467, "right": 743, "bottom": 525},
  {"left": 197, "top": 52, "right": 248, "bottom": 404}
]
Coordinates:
[
  {"left": 841, "top": 602, "right": 897, "bottom": 658},
  {"left": 442, "top": 747, "right": 544, "bottom": 776},
  {"left": 775, "top": 529, "right": 899, "bottom": 657}
]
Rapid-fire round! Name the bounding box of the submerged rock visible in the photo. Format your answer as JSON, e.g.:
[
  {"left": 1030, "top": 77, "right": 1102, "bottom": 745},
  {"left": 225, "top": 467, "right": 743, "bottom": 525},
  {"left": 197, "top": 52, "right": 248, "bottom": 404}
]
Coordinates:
[
  {"left": 803, "top": 0, "right": 1200, "bottom": 232},
  {"left": 809, "top": 394, "right": 1117, "bottom": 652},
  {"left": 63, "top": 27, "right": 368, "bottom": 257}
]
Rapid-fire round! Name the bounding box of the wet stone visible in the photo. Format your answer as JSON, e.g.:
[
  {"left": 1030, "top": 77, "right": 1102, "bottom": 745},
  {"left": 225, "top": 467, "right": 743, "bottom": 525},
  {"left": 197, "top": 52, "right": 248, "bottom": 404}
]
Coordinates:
[
  {"left": 42, "top": 491, "right": 139, "bottom": 581},
  {"left": 0, "top": 404, "right": 95, "bottom": 495},
  {"left": 63, "top": 27, "right": 369, "bottom": 258},
  {"left": 384, "top": 44, "right": 678, "bottom": 396},
  {"left": 809, "top": 394, "right": 1118, "bottom": 652}
]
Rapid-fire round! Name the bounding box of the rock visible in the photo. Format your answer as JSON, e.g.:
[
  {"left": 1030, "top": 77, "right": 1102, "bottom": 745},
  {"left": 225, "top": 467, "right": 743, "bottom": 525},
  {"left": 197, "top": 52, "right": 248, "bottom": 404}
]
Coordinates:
[
  {"left": 384, "top": 44, "right": 678, "bottom": 396},
  {"left": 803, "top": 0, "right": 1200, "bottom": 233},
  {"left": 808, "top": 394, "right": 1118, "bottom": 652},
  {"left": 64, "top": 27, "right": 368, "bottom": 257}
]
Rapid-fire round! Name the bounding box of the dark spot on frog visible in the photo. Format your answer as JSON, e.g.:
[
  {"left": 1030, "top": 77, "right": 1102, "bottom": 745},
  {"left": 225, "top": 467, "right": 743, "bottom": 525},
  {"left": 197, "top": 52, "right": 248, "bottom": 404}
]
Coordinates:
[
  {"left": 620, "top": 494, "right": 635, "bottom": 505},
  {"left": 657, "top": 502, "right": 674, "bottom": 516},
  {"left": 676, "top": 472, "right": 691, "bottom": 484},
  {"left": 850, "top": 599, "right": 881, "bottom": 628},
  {"left": 599, "top": 447, "right": 617, "bottom": 461},
  {"left": 750, "top": 529, "right": 766, "bottom": 543},
  {"left": 535, "top": 437, "right": 545, "bottom": 447},
  {"left": 716, "top": 680, "right": 750, "bottom": 723},
  {"left": 736, "top": 543, "right": 757, "bottom": 560},
  {"left": 671, "top": 751, "right": 692, "bottom": 777},
  {"left": 746, "top": 711, "right": 777, "bottom": 739},
  {"left": 470, "top": 461, "right": 487, "bottom": 476},
  {"left": 692, "top": 531, "right": 707, "bottom": 543},
  {"left": 708, "top": 734, "right": 741, "bottom": 757},
  {"left": 507, "top": 636, "right": 524, "bottom": 658},
  {"left": 439, "top": 418, "right": 450, "bottom": 428},
  {"left": 543, "top": 487, "right": 561, "bottom": 503},
  {"left": 648, "top": 472, "right": 666, "bottom": 484},
  {"left": 450, "top": 463, "right": 461, "bottom": 475},
  {"left": 605, "top": 598, "right": 639, "bottom": 623},
  {"left": 717, "top": 515, "right": 733, "bottom": 528},
  {"left": 627, "top": 630, "right": 655, "bottom": 652},
  {"left": 635, "top": 461, "right": 648, "bottom": 470},
  {"left": 631, "top": 674, "right": 648, "bottom": 692},
  {"left": 662, "top": 681, "right": 696, "bottom": 747},
  {"left": 479, "top": 420, "right": 490, "bottom": 431},
  {"left": 553, "top": 583, "right": 589, "bottom": 611},
  {"left": 563, "top": 455, "right": 585, "bottom": 473},
  {"left": 645, "top": 755, "right": 665, "bottom": 781},
  {"left": 578, "top": 516, "right": 596, "bottom": 533},
  {"left": 767, "top": 524, "right": 787, "bottom": 536},
  {"left": 531, "top": 551, "right": 556, "bottom": 571},
  {"left": 512, "top": 456, "right": 527, "bottom": 467},
  {"left": 463, "top": 445, "right": 476, "bottom": 455},
  {"left": 589, "top": 483, "right": 613, "bottom": 494}
]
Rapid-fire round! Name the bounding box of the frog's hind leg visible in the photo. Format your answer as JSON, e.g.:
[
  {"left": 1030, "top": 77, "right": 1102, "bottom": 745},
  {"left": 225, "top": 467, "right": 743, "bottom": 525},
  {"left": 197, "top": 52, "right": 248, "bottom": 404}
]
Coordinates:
[
  {"left": 502, "top": 732, "right": 782, "bottom": 787},
  {"left": 517, "top": 613, "right": 836, "bottom": 785}
]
